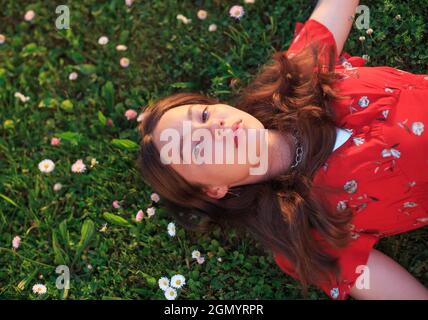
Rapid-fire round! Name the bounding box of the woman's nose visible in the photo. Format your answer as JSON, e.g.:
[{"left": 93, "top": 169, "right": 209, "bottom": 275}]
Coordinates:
[{"left": 209, "top": 119, "right": 224, "bottom": 131}]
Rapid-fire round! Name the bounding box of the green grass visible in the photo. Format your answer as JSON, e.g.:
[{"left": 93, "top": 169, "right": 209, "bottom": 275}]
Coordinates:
[{"left": 0, "top": 0, "right": 427, "bottom": 300}]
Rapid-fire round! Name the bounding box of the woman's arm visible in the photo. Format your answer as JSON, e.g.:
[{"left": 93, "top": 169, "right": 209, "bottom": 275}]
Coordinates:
[
  {"left": 349, "top": 248, "right": 428, "bottom": 300},
  {"left": 309, "top": 0, "right": 360, "bottom": 56}
]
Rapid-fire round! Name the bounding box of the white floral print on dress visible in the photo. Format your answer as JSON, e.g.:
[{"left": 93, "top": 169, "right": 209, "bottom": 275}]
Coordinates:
[
  {"left": 353, "top": 136, "right": 365, "bottom": 146},
  {"left": 337, "top": 200, "right": 348, "bottom": 212},
  {"left": 343, "top": 180, "right": 358, "bottom": 194},
  {"left": 330, "top": 287, "right": 340, "bottom": 299},
  {"left": 358, "top": 96, "right": 370, "bottom": 108},
  {"left": 382, "top": 109, "right": 390, "bottom": 119},
  {"left": 381, "top": 147, "right": 401, "bottom": 159},
  {"left": 411, "top": 122, "right": 424, "bottom": 136}
]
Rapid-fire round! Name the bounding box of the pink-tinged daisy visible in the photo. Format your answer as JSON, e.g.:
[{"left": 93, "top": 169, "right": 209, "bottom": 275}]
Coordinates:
[
  {"left": 12, "top": 236, "right": 21, "bottom": 249},
  {"left": 38, "top": 159, "right": 55, "bottom": 173},
  {"left": 24, "top": 10, "right": 35, "bottom": 22},
  {"left": 71, "top": 159, "right": 86, "bottom": 173},
  {"left": 0, "top": 34, "right": 6, "bottom": 44},
  {"left": 51, "top": 137, "right": 61, "bottom": 146},
  {"left": 150, "top": 193, "right": 160, "bottom": 203},
  {"left": 69, "top": 72, "right": 78, "bottom": 81},
  {"left": 112, "top": 200, "right": 121, "bottom": 209},
  {"left": 158, "top": 277, "right": 170, "bottom": 291},
  {"left": 135, "top": 209, "right": 144, "bottom": 222},
  {"left": 32, "top": 283, "right": 47, "bottom": 295},
  {"left": 197, "top": 10, "right": 208, "bottom": 20},
  {"left": 124, "top": 109, "right": 138, "bottom": 120},
  {"left": 196, "top": 256, "right": 205, "bottom": 264},
  {"left": 125, "top": 0, "right": 134, "bottom": 7},
  {"left": 229, "top": 5, "right": 245, "bottom": 20},
  {"left": 120, "top": 57, "right": 130, "bottom": 68}
]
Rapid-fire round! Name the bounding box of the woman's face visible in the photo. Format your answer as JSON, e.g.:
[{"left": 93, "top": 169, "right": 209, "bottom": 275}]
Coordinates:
[{"left": 152, "top": 103, "right": 268, "bottom": 196}]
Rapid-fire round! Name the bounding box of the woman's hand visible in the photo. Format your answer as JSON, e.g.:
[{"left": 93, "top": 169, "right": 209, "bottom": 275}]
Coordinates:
[
  {"left": 349, "top": 248, "right": 428, "bottom": 300},
  {"left": 309, "top": 0, "right": 360, "bottom": 56}
]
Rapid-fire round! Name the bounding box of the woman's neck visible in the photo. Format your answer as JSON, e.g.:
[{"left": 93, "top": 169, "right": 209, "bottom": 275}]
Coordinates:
[{"left": 230, "top": 129, "right": 297, "bottom": 187}]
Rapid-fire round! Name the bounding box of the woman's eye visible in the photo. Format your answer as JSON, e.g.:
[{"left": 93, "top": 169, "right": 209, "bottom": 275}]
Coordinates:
[{"left": 201, "top": 106, "right": 209, "bottom": 122}]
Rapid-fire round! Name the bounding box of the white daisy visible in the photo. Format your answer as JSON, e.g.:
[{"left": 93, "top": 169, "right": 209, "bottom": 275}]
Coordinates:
[
  {"left": 147, "top": 207, "right": 156, "bottom": 217},
  {"left": 176, "top": 14, "right": 191, "bottom": 24},
  {"left": 170, "top": 274, "right": 186, "bottom": 289},
  {"left": 0, "top": 34, "right": 6, "bottom": 44},
  {"left": 98, "top": 36, "right": 109, "bottom": 45},
  {"left": 158, "top": 277, "right": 170, "bottom": 291},
  {"left": 14, "top": 92, "right": 30, "bottom": 102},
  {"left": 32, "top": 283, "right": 47, "bottom": 295},
  {"left": 191, "top": 250, "right": 201, "bottom": 259},
  {"left": 38, "top": 159, "right": 55, "bottom": 173},
  {"left": 164, "top": 287, "right": 177, "bottom": 300},
  {"left": 167, "top": 222, "right": 176, "bottom": 237},
  {"left": 208, "top": 24, "right": 217, "bottom": 32},
  {"left": 116, "top": 44, "right": 128, "bottom": 51},
  {"left": 196, "top": 256, "right": 205, "bottom": 264},
  {"left": 53, "top": 183, "right": 63, "bottom": 191}
]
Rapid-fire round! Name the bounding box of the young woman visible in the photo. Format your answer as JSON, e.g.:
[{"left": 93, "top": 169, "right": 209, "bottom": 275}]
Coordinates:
[{"left": 137, "top": 0, "right": 428, "bottom": 299}]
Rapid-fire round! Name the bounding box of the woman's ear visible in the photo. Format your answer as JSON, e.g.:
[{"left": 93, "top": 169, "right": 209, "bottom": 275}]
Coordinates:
[{"left": 203, "top": 185, "right": 229, "bottom": 199}]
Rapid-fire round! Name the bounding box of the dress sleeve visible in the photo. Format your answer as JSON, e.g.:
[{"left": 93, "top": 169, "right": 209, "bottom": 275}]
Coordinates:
[
  {"left": 286, "top": 19, "right": 339, "bottom": 64},
  {"left": 273, "top": 232, "right": 379, "bottom": 300}
]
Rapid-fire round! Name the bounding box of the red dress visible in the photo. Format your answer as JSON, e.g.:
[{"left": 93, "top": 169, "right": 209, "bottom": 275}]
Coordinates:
[{"left": 273, "top": 19, "right": 428, "bottom": 300}]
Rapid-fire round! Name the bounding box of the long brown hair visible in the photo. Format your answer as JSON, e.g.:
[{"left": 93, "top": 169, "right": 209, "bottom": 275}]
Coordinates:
[{"left": 136, "top": 41, "right": 354, "bottom": 296}]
